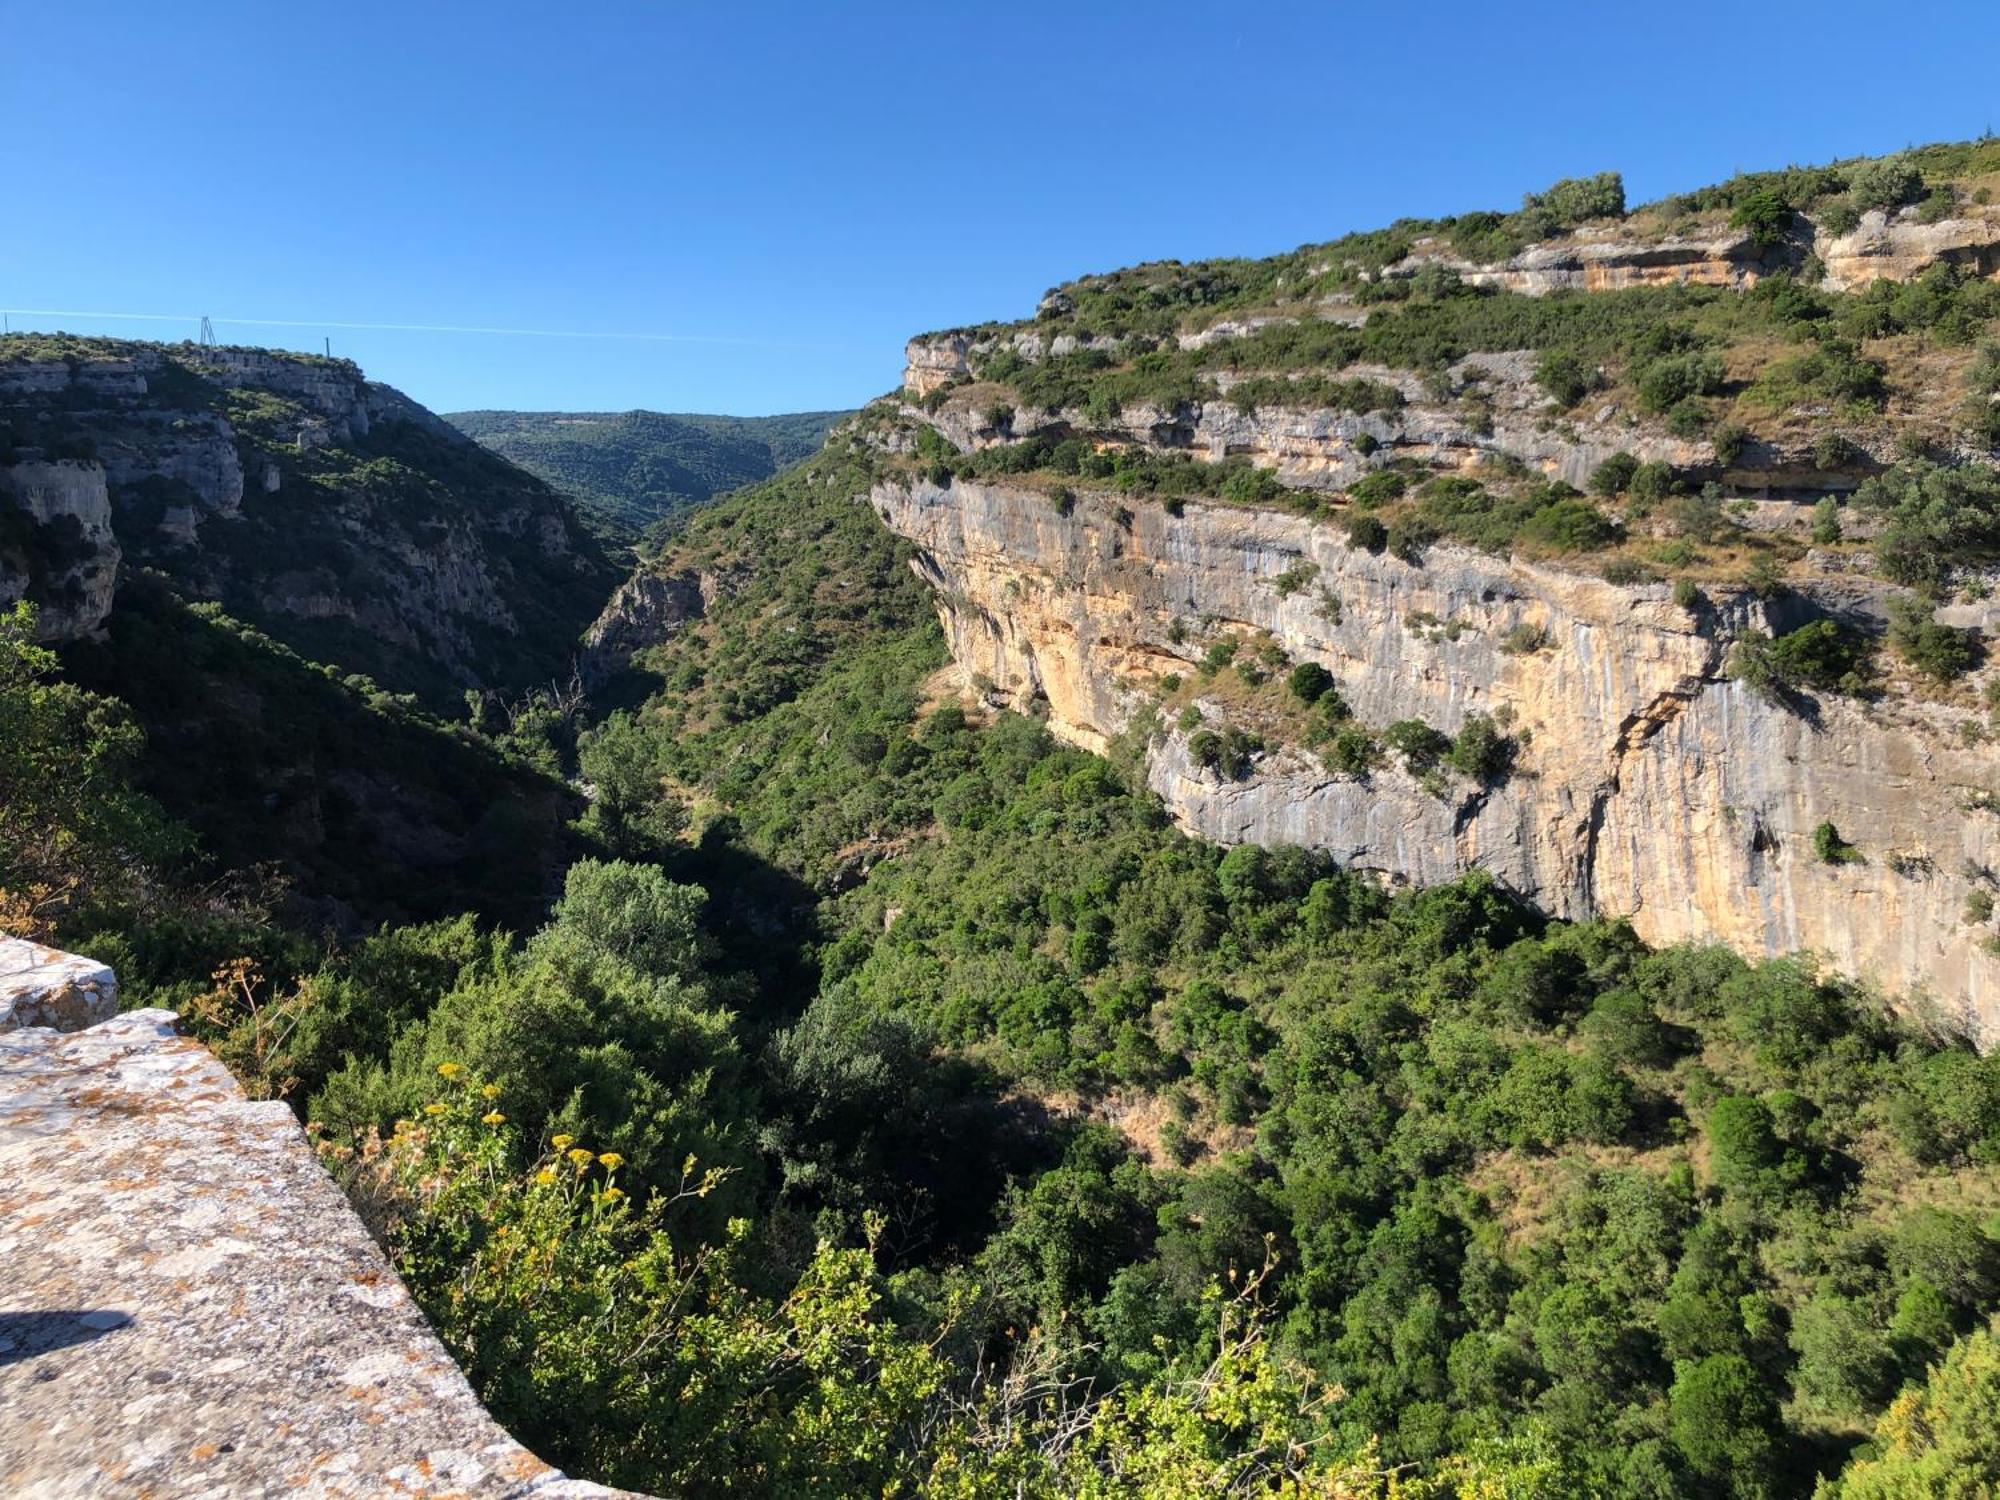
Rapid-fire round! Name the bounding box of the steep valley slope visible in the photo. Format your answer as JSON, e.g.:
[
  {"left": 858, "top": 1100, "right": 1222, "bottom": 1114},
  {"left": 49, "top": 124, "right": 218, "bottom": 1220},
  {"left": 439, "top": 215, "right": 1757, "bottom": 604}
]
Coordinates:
[
  {"left": 447, "top": 406, "right": 853, "bottom": 533},
  {"left": 857, "top": 139, "right": 2000, "bottom": 1043},
  {"left": 0, "top": 336, "right": 620, "bottom": 707},
  {"left": 0, "top": 337, "right": 615, "bottom": 926}
]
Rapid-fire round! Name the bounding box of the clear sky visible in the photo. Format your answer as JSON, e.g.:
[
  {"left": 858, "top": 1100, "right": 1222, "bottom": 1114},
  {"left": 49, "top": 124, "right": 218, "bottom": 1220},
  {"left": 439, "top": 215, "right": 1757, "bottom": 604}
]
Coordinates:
[{"left": 5, "top": 1, "right": 1996, "bottom": 416}]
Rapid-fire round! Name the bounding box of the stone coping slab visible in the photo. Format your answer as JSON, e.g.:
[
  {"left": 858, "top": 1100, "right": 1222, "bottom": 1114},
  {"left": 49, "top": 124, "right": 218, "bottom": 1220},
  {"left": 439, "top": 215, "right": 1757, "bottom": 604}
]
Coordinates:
[
  {"left": 0, "top": 937, "right": 118, "bottom": 1032},
  {"left": 0, "top": 1009, "right": 643, "bottom": 1498}
]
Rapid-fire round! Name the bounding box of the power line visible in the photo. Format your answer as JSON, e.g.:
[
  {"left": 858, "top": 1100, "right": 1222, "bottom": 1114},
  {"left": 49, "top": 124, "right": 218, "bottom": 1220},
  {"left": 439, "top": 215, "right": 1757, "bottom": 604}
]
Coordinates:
[{"left": 0, "top": 308, "right": 858, "bottom": 352}]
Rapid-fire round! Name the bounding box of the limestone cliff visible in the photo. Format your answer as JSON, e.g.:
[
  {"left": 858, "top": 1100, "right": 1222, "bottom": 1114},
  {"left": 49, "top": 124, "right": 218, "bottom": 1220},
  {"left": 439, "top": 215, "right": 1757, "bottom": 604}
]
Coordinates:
[
  {"left": 868, "top": 144, "right": 2000, "bottom": 1042},
  {"left": 872, "top": 474, "right": 2000, "bottom": 1045},
  {"left": 1375, "top": 209, "right": 2000, "bottom": 296},
  {"left": 0, "top": 338, "right": 620, "bottom": 705}
]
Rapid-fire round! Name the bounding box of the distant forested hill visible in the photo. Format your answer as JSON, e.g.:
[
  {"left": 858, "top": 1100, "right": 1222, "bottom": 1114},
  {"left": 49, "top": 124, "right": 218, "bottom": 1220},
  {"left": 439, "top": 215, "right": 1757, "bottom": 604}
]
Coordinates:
[{"left": 446, "top": 407, "right": 852, "bottom": 531}]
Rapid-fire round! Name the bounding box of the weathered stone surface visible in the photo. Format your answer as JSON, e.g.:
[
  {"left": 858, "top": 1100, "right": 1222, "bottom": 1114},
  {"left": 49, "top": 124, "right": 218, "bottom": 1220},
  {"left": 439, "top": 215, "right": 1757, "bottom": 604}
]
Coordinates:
[
  {"left": 908, "top": 349, "right": 1909, "bottom": 505},
  {"left": 0, "top": 938, "right": 118, "bottom": 1032},
  {"left": 906, "top": 206, "right": 2000, "bottom": 396},
  {"left": 0, "top": 461, "right": 120, "bottom": 638},
  {"left": 1386, "top": 227, "right": 1770, "bottom": 295},
  {"left": 875, "top": 475, "right": 2000, "bottom": 1044},
  {"left": 903, "top": 328, "right": 1127, "bottom": 396},
  {"left": 1815, "top": 210, "right": 2000, "bottom": 291},
  {"left": 0, "top": 1007, "right": 641, "bottom": 1498},
  {"left": 0, "top": 343, "right": 616, "bottom": 698},
  {"left": 580, "top": 567, "right": 705, "bottom": 683}
]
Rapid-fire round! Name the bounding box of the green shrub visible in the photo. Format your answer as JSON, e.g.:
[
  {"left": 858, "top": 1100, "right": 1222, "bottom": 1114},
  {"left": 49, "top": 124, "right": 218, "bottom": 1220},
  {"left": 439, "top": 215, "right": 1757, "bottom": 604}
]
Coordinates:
[
  {"left": 1628, "top": 461, "right": 1679, "bottom": 503},
  {"left": 1817, "top": 196, "right": 1862, "bottom": 237},
  {"left": 1382, "top": 718, "right": 1452, "bottom": 773},
  {"left": 1345, "top": 513, "right": 1388, "bottom": 553},
  {"left": 1859, "top": 459, "right": 2000, "bottom": 588},
  {"left": 1814, "top": 821, "right": 1863, "bottom": 865},
  {"left": 1729, "top": 188, "right": 1794, "bottom": 249},
  {"left": 1323, "top": 724, "right": 1379, "bottom": 774},
  {"left": 1273, "top": 562, "right": 1319, "bottom": 598},
  {"left": 1286, "top": 661, "right": 1335, "bottom": 705},
  {"left": 1889, "top": 596, "right": 1983, "bottom": 681},
  {"left": 1636, "top": 352, "right": 1726, "bottom": 414},
  {"left": 1187, "top": 724, "right": 1262, "bottom": 779},
  {"left": 1446, "top": 714, "right": 1516, "bottom": 784},
  {"left": 1713, "top": 422, "right": 1751, "bottom": 466},
  {"left": 1730, "top": 620, "right": 1873, "bottom": 702},
  {"left": 1589, "top": 452, "right": 1639, "bottom": 496},
  {"left": 1346, "top": 470, "right": 1407, "bottom": 509},
  {"left": 1524, "top": 171, "right": 1627, "bottom": 226},
  {"left": 1535, "top": 349, "right": 1599, "bottom": 408},
  {"left": 1849, "top": 156, "right": 1924, "bottom": 212}
]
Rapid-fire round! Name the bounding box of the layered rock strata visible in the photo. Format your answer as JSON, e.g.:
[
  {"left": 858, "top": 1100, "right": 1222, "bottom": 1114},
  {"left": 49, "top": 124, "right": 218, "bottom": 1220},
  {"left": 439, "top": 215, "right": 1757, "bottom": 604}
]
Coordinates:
[{"left": 874, "top": 475, "right": 2000, "bottom": 1043}]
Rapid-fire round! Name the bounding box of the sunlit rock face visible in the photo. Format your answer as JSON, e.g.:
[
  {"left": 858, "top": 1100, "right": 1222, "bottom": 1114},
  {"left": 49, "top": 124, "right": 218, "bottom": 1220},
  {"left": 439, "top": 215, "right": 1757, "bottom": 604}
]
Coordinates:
[
  {"left": 0, "top": 936, "right": 118, "bottom": 1031},
  {"left": 874, "top": 474, "right": 2000, "bottom": 1045}
]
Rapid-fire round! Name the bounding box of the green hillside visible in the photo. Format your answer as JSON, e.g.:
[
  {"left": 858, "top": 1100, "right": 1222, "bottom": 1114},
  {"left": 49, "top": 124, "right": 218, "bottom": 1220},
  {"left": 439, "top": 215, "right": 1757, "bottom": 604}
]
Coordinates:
[{"left": 446, "top": 406, "right": 853, "bottom": 531}]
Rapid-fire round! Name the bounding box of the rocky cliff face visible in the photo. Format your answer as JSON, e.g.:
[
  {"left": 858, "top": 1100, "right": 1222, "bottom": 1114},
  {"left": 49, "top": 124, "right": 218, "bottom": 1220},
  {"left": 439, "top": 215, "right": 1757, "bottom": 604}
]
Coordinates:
[
  {"left": 873, "top": 474, "right": 2000, "bottom": 1044},
  {"left": 0, "top": 460, "right": 120, "bottom": 638},
  {"left": 0, "top": 339, "right": 620, "bottom": 704},
  {"left": 1370, "top": 210, "right": 2000, "bottom": 297},
  {"left": 580, "top": 567, "right": 707, "bottom": 683}
]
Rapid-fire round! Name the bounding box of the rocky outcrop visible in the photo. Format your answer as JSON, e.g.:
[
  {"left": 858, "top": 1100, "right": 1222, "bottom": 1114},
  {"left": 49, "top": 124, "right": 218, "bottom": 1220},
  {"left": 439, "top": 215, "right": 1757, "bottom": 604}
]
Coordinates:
[
  {"left": 874, "top": 475, "right": 2000, "bottom": 1044},
  {"left": 1815, "top": 210, "right": 2000, "bottom": 290},
  {"left": 1385, "top": 227, "right": 1771, "bottom": 295},
  {"left": 0, "top": 341, "right": 619, "bottom": 703},
  {"left": 0, "top": 461, "right": 120, "bottom": 637},
  {"left": 904, "top": 328, "right": 1128, "bottom": 397},
  {"left": 912, "top": 350, "right": 1730, "bottom": 495},
  {"left": 1382, "top": 208, "right": 2000, "bottom": 298},
  {"left": 580, "top": 568, "right": 705, "bottom": 683},
  {"left": 0, "top": 991, "right": 641, "bottom": 1498},
  {"left": 0, "top": 937, "right": 117, "bottom": 1031},
  {"left": 905, "top": 208, "right": 2000, "bottom": 397}
]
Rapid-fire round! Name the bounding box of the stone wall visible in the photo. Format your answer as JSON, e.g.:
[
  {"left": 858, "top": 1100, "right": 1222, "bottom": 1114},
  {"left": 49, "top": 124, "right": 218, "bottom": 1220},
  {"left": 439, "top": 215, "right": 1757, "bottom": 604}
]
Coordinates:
[{"left": 0, "top": 946, "right": 645, "bottom": 1498}]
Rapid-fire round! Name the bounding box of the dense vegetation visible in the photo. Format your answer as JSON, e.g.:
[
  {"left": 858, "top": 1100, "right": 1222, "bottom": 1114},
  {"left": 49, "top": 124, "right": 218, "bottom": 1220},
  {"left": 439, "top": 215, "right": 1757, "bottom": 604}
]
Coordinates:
[
  {"left": 930, "top": 139, "right": 2000, "bottom": 352},
  {"left": 15, "top": 140, "right": 2000, "bottom": 1497},
  {"left": 20, "top": 417, "right": 2000, "bottom": 1495},
  {"left": 448, "top": 406, "right": 853, "bottom": 533}
]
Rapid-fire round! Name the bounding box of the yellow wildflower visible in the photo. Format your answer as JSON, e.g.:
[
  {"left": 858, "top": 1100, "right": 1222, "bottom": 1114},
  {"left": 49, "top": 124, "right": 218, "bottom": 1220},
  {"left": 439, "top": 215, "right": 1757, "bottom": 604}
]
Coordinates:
[
  {"left": 480, "top": 1084, "right": 501, "bottom": 1100},
  {"left": 535, "top": 1167, "right": 557, "bottom": 1187},
  {"left": 436, "top": 1062, "right": 464, "bottom": 1080},
  {"left": 567, "top": 1147, "right": 594, "bottom": 1168},
  {"left": 597, "top": 1152, "right": 624, "bottom": 1171},
  {"left": 481, "top": 1111, "right": 507, "bottom": 1127},
  {"left": 551, "top": 1134, "right": 575, "bottom": 1150},
  {"left": 598, "top": 1186, "right": 625, "bottom": 1205},
  {"left": 423, "top": 1102, "right": 447, "bottom": 1117}
]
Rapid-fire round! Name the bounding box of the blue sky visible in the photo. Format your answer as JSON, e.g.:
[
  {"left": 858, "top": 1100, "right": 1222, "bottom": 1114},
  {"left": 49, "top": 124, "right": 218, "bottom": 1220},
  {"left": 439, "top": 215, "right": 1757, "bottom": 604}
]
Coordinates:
[{"left": 5, "top": 1, "right": 1996, "bottom": 415}]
